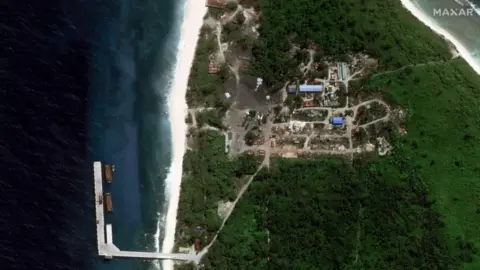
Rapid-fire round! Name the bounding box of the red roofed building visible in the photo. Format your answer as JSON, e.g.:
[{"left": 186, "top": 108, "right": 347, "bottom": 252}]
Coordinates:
[
  {"left": 206, "top": 0, "right": 227, "bottom": 9},
  {"left": 208, "top": 62, "right": 220, "bottom": 74},
  {"left": 195, "top": 239, "right": 201, "bottom": 251},
  {"left": 303, "top": 101, "right": 313, "bottom": 107}
]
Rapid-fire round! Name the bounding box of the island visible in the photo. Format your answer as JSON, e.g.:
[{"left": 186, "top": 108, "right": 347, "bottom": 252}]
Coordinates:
[{"left": 173, "top": 0, "right": 480, "bottom": 269}]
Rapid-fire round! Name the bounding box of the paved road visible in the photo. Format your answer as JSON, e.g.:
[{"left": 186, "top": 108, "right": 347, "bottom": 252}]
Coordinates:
[{"left": 104, "top": 246, "right": 201, "bottom": 263}]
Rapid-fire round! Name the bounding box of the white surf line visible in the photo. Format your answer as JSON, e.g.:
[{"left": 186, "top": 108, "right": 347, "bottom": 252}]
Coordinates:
[
  {"left": 162, "top": 0, "right": 208, "bottom": 270},
  {"left": 465, "top": 0, "right": 480, "bottom": 16},
  {"left": 400, "top": 0, "right": 480, "bottom": 75},
  {"left": 153, "top": 210, "right": 166, "bottom": 269}
]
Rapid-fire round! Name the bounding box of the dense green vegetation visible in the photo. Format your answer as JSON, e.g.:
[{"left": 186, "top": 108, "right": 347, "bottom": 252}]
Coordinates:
[
  {"left": 366, "top": 59, "right": 480, "bottom": 268},
  {"left": 204, "top": 156, "right": 477, "bottom": 269},
  {"left": 201, "top": 60, "right": 480, "bottom": 269},
  {"left": 186, "top": 27, "right": 229, "bottom": 107},
  {"left": 249, "top": 0, "right": 452, "bottom": 86},
  {"left": 196, "top": 109, "right": 226, "bottom": 129},
  {"left": 179, "top": 1, "right": 480, "bottom": 269},
  {"left": 175, "top": 130, "right": 259, "bottom": 248}
]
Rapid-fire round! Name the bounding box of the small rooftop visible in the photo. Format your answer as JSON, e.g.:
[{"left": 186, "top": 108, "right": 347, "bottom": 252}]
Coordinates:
[
  {"left": 299, "top": 84, "right": 323, "bottom": 93},
  {"left": 286, "top": 84, "right": 297, "bottom": 93},
  {"left": 330, "top": 117, "right": 345, "bottom": 125},
  {"left": 208, "top": 62, "right": 220, "bottom": 74}
]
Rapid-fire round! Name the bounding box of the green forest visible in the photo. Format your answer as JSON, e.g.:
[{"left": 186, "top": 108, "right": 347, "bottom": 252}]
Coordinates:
[
  {"left": 248, "top": 0, "right": 451, "bottom": 86},
  {"left": 176, "top": 0, "right": 480, "bottom": 268},
  {"left": 175, "top": 130, "right": 259, "bottom": 249},
  {"left": 367, "top": 60, "right": 480, "bottom": 265},
  {"left": 186, "top": 0, "right": 480, "bottom": 269},
  {"left": 203, "top": 153, "right": 478, "bottom": 269}
]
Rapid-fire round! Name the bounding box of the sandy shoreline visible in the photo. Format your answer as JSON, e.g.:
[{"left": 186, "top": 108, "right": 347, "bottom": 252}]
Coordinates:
[
  {"left": 161, "top": 0, "right": 208, "bottom": 269},
  {"left": 401, "top": 0, "right": 480, "bottom": 74}
]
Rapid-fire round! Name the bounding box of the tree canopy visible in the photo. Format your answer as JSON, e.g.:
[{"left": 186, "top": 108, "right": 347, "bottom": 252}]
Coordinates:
[
  {"left": 249, "top": 0, "right": 451, "bottom": 86},
  {"left": 203, "top": 155, "right": 477, "bottom": 269}
]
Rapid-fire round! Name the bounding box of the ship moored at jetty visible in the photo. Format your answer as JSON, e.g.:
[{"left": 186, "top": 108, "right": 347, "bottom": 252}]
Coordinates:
[
  {"left": 104, "top": 164, "right": 114, "bottom": 184},
  {"left": 93, "top": 161, "right": 200, "bottom": 262},
  {"left": 105, "top": 192, "right": 113, "bottom": 212}
]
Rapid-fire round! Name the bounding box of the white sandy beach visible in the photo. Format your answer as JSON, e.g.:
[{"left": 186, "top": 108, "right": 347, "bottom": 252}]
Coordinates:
[
  {"left": 161, "top": 0, "right": 208, "bottom": 269},
  {"left": 401, "top": 0, "right": 480, "bottom": 74}
]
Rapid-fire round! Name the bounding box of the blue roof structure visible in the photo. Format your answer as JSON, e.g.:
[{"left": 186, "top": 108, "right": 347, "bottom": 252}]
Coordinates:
[
  {"left": 286, "top": 85, "right": 297, "bottom": 93},
  {"left": 331, "top": 117, "right": 345, "bottom": 125},
  {"left": 299, "top": 84, "right": 323, "bottom": 93}
]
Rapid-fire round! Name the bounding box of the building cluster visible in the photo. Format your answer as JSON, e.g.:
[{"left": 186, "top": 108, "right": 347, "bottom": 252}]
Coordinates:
[
  {"left": 286, "top": 61, "right": 352, "bottom": 108},
  {"left": 337, "top": 63, "right": 350, "bottom": 81},
  {"left": 323, "top": 82, "right": 343, "bottom": 107},
  {"left": 286, "top": 83, "right": 324, "bottom": 107},
  {"left": 286, "top": 80, "right": 344, "bottom": 108},
  {"left": 351, "top": 53, "right": 374, "bottom": 73},
  {"left": 286, "top": 83, "right": 323, "bottom": 94},
  {"left": 309, "top": 135, "right": 350, "bottom": 151},
  {"left": 275, "top": 136, "right": 306, "bottom": 149},
  {"left": 327, "top": 62, "right": 349, "bottom": 81},
  {"left": 376, "top": 137, "right": 393, "bottom": 156}
]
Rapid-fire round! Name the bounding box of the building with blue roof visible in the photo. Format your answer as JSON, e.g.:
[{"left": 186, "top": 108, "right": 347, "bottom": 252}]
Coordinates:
[
  {"left": 286, "top": 84, "right": 298, "bottom": 94},
  {"left": 330, "top": 117, "right": 345, "bottom": 125},
  {"left": 299, "top": 84, "right": 323, "bottom": 93}
]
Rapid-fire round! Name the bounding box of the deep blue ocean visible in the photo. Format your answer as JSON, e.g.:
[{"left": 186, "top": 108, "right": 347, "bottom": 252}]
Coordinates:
[{"left": 2, "top": 0, "right": 182, "bottom": 269}]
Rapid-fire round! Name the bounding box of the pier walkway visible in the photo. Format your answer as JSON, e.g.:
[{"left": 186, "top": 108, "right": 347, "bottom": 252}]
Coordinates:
[{"left": 93, "top": 161, "right": 201, "bottom": 263}]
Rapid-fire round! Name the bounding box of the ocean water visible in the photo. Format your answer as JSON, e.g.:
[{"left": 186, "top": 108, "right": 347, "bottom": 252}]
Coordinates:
[
  {"left": 411, "top": 0, "right": 480, "bottom": 63},
  {"left": 2, "top": 0, "right": 182, "bottom": 269}
]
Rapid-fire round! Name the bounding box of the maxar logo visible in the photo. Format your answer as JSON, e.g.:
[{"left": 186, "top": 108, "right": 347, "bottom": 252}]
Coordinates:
[{"left": 433, "top": 8, "right": 475, "bottom": 16}]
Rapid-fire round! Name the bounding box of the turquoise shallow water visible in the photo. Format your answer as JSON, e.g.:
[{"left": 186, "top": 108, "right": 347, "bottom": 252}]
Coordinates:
[
  {"left": 87, "top": 0, "right": 183, "bottom": 269},
  {"left": 411, "top": 0, "right": 480, "bottom": 62}
]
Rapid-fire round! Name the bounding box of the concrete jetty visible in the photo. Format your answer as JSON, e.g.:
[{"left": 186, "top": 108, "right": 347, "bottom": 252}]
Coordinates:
[{"left": 93, "top": 161, "right": 200, "bottom": 263}]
